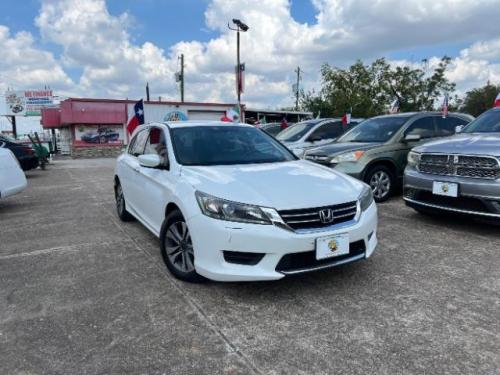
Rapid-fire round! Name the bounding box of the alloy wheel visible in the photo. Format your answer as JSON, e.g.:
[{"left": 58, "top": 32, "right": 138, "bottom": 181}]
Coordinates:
[
  {"left": 369, "top": 170, "right": 391, "bottom": 200},
  {"left": 165, "top": 221, "right": 195, "bottom": 273}
]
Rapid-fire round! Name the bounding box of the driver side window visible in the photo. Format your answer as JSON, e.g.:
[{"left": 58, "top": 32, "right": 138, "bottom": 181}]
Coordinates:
[
  {"left": 404, "top": 117, "right": 436, "bottom": 139},
  {"left": 144, "top": 128, "right": 168, "bottom": 166}
]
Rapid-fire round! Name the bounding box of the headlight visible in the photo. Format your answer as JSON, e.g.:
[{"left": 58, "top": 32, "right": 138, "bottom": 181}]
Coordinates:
[
  {"left": 407, "top": 151, "right": 421, "bottom": 168},
  {"left": 359, "top": 185, "right": 374, "bottom": 211},
  {"left": 330, "top": 151, "right": 365, "bottom": 164},
  {"left": 195, "top": 191, "right": 272, "bottom": 224}
]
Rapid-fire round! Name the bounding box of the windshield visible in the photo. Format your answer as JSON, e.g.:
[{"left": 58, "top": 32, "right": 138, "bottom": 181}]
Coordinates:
[
  {"left": 276, "top": 120, "right": 320, "bottom": 142},
  {"left": 171, "top": 126, "right": 297, "bottom": 166},
  {"left": 337, "top": 116, "right": 411, "bottom": 143},
  {"left": 463, "top": 109, "right": 500, "bottom": 133}
]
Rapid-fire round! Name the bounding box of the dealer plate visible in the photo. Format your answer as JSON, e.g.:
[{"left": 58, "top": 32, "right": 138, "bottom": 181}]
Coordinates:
[
  {"left": 316, "top": 233, "right": 350, "bottom": 260},
  {"left": 432, "top": 181, "right": 458, "bottom": 197}
]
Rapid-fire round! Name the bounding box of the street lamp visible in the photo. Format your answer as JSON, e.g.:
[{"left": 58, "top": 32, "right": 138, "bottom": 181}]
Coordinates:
[{"left": 228, "top": 19, "right": 249, "bottom": 120}]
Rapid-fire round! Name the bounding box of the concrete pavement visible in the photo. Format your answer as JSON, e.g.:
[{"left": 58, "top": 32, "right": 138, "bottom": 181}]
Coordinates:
[{"left": 1, "top": 158, "right": 499, "bottom": 374}]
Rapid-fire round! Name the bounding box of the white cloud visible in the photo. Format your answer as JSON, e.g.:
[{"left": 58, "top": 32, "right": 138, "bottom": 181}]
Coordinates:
[
  {"left": 0, "top": 25, "right": 73, "bottom": 93},
  {"left": 2, "top": 0, "right": 500, "bottom": 108}
]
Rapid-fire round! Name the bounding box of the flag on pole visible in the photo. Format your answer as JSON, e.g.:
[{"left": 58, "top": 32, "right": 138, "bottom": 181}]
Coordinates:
[
  {"left": 389, "top": 98, "right": 400, "bottom": 114},
  {"left": 127, "top": 99, "right": 144, "bottom": 134},
  {"left": 441, "top": 94, "right": 449, "bottom": 118},
  {"left": 494, "top": 93, "right": 500, "bottom": 107},
  {"left": 316, "top": 111, "right": 321, "bottom": 119},
  {"left": 236, "top": 63, "right": 245, "bottom": 95},
  {"left": 341, "top": 108, "right": 352, "bottom": 127}
]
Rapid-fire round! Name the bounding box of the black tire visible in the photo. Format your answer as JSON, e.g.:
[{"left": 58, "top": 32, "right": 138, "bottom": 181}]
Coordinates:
[
  {"left": 364, "top": 165, "right": 395, "bottom": 203},
  {"left": 115, "top": 181, "right": 134, "bottom": 221},
  {"left": 160, "top": 210, "right": 205, "bottom": 283}
]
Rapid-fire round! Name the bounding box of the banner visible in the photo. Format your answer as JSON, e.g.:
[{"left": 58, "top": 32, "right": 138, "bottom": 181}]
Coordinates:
[{"left": 3, "top": 90, "right": 56, "bottom": 116}]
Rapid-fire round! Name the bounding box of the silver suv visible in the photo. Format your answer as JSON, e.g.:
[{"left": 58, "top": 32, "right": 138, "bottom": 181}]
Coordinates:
[{"left": 404, "top": 107, "right": 500, "bottom": 220}]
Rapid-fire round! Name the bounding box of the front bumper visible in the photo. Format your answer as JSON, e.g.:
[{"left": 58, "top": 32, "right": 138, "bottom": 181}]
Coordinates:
[
  {"left": 187, "top": 202, "right": 378, "bottom": 281},
  {"left": 403, "top": 168, "right": 500, "bottom": 218}
]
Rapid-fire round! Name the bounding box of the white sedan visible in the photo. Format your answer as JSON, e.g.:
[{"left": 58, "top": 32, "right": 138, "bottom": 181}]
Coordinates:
[
  {"left": 0, "top": 148, "right": 27, "bottom": 199},
  {"left": 114, "top": 121, "right": 378, "bottom": 282}
]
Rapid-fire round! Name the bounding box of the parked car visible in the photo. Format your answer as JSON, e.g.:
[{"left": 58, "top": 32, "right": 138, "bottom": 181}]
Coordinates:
[
  {"left": 0, "top": 148, "right": 27, "bottom": 199},
  {"left": 0, "top": 135, "right": 39, "bottom": 171},
  {"left": 276, "top": 118, "right": 363, "bottom": 158},
  {"left": 114, "top": 122, "right": 377, "bottom": 282},
  {"left": 304, "top": 112, "right": 473, "bottom": 202},
  {"left": 404, "top": 107, "right": 500, "bottom": 221},
  {"left": 261, "top": 122, "right": 283, "bottom": 137},
  {"left": 81, "top": 128, "right": 120, "bottom": 143}
]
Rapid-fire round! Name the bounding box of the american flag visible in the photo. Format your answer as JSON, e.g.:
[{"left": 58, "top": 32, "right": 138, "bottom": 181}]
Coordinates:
[
  {"left": 442, "top": 94, "right": 449, "bottom": 118},
  {"left": 389, "top": 98, "right": 400, "bottom": 114}
]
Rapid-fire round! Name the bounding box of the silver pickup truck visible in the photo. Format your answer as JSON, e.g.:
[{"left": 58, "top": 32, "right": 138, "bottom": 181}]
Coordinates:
[{"left": 403, "top": 107, "right": 500, "bottom": 220}]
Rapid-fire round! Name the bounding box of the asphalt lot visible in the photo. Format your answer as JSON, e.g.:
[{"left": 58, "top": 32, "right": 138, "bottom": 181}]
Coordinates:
[{"left": 1, "top": 158, "right": 499, "bottom": 375}]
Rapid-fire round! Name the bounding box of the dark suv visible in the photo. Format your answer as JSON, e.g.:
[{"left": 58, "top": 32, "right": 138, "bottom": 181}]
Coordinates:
[{"left": 304, "top": 112, "right": 473, "bottom": 202}]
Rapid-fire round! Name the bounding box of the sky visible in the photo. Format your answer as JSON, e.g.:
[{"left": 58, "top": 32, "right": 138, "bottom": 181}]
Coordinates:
[{"left": 1, "top": 0, "right": 500, "bottom": 111}]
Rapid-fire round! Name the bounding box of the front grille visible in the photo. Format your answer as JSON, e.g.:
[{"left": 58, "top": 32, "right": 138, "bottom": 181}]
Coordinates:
[
  {"left": 305, "top": 154, "right": 330, "bottom": 164},
  {"left": 275, "top": 240, "right": 365, "bottom": 273},
  {"left": 278, "top": 201, "right": 358, "bottom": 230},
  {"left": 418, "top": 154, "right": 500, "bottom": 180}
]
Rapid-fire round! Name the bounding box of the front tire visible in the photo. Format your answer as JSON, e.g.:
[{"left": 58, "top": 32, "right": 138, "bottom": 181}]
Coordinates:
[
  {"left": 115, "top": 181, "right": 134, "bottom": 221},
  {"left": 365, "top": 165, "right": 395, "bottom": 203},
  {"left": 160, "top": 210, "right": 205, "bottom": 283}
]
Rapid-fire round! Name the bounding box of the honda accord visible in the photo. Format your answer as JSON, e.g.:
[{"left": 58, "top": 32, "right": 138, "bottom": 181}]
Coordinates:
[{"left": 114, "top": 122, "right": 378, "bottom": 282}]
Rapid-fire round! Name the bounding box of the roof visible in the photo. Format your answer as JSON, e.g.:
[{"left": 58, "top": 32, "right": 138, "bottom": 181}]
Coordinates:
[{"left": 64, "top": 97, "right": 238, "bottom": 108}]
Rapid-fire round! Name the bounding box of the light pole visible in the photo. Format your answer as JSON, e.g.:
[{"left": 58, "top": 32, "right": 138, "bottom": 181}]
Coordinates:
[{"left": 228, "top": 19, "right": 249, "bottom": 119}]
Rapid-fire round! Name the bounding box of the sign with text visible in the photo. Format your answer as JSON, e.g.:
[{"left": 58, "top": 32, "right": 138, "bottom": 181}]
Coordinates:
[{"left": 4, "top": 90, "right": 56, "bottom": 116}]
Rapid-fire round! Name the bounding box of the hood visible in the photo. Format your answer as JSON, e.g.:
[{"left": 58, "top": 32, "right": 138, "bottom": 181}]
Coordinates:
[
  {"left": 306, "top": 142, "right": 383, "bottom": 156},
  {"left": 180, "top": 160, "right": 364, "bottom": 210},
  {"left": 414, "top": 133, "right": 500, "bottom": 156}
]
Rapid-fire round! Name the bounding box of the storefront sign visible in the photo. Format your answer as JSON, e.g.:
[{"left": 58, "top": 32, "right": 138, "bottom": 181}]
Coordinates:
[
  {"left": 3, "top": 90, "right": 56, "bottom": 116},
  {"left": 163, "top": 110, "right": 188, "bottom": 122}
]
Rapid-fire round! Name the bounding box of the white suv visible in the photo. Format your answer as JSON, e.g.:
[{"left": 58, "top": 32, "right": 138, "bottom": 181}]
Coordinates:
[{"left": 114, "top": 122, "right": 378, "bottom": 282}]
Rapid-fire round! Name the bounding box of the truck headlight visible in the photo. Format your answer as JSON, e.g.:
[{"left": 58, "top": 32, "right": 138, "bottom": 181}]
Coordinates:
[
  {"left": 330, "top": 151, "right": 365, "bottom": 164},
  {"left": 195, "top": 191, "right": 273, "bottom": 224},
  {"left": 407, "top": 151, "right": 421, "bottom": 168},
  {"left": 359, "top": 185, "right": 374, "bottom": 211}
]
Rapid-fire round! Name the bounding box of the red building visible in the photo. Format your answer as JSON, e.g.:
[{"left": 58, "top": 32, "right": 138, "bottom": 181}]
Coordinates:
[{"left": 41, "top": 98, "right": 241, "bottom": 157}]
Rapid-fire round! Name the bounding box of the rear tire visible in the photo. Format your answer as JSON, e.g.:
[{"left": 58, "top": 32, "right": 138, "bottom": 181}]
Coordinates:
[
  {"left": 364, "top": 165, "right": 395, "bottom": 203},
  {"left": 160, "top": 210, "right": 205, "bottom": 283},
  {"left": 115, "top": 181, "right": 134, "bottom": 221}
]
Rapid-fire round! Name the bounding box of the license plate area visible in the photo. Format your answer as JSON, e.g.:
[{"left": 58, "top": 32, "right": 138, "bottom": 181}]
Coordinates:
[
  {"left": 432, "top": 181, "right": 458, "bottom": 197},
  {"left": 316, "top": 233, "right": 350, "bottom": 260}
]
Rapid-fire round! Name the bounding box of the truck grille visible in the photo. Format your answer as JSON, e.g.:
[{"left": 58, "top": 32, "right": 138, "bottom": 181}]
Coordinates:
[
  {"left": 418, "top": 154, "right": 500, "bottom": 180},
  {"left": 278, "top": 201, "right": 357, "bottom": 230}
]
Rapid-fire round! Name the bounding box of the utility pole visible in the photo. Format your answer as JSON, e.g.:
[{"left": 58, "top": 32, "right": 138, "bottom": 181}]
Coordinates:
[
  {"left": 146, "top": 82, "right": 150, "bottom": 102},
  {"left": 294, "top": 66, "right": 302, "bottom": 111},
  {"left": 180, "top": 54, "right": 185, "bottom": 102}
]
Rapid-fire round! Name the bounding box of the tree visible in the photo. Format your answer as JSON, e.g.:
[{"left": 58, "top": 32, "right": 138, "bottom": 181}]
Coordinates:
[
  {"left": 460, "top": 83, "right": 500, "bottom": 117},
  {"left": 300, "top": 57, "right": 456, "bottom": 117}
]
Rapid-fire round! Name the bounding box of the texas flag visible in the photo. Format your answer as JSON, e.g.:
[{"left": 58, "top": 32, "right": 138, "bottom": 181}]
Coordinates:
[
  {"left": 494, "top": 93, "right": 500, "bottom": 107},
  {"left": 441, "top": 94, "right": 449, "bottom": 118},
  {"left": 127, "top": 99, "right": 145, "bottom": 134}
]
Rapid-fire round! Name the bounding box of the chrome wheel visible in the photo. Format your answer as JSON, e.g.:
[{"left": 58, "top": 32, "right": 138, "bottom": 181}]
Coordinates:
[
  {"left": 116, "top": 184, "right": 124, "bottom": 215},
  {"left": 165, "top": 221, "right": 195, "bottom": 273},
  {"left": 370, "top": 170, "right": 391, "bottom": 200}
]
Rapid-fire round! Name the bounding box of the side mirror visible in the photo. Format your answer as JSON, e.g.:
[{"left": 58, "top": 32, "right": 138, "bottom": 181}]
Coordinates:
[
  {"left": 404, "top": 134, "right": 421, "bottom": 143},
  {"left": 138, "top": 154, "right": 162, "bottom": 168},
  {"left": 455, "top": 125, "right": 464, "bottom": 133}
]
